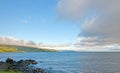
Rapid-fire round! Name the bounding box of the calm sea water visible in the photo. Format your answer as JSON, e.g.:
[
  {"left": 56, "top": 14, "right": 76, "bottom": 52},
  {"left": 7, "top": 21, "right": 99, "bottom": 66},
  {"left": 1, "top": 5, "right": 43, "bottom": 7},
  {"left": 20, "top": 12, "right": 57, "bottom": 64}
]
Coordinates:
[{"left": 0, "top": 52, "right": 120, "bottom": 73}]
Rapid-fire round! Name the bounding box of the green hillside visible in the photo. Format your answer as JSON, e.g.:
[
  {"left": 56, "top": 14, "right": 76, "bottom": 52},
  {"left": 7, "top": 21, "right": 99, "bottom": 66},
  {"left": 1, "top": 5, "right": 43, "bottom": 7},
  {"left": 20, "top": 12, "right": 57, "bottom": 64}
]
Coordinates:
[{"left": 0, "top": 45, "right": 57, "bottom": 52}]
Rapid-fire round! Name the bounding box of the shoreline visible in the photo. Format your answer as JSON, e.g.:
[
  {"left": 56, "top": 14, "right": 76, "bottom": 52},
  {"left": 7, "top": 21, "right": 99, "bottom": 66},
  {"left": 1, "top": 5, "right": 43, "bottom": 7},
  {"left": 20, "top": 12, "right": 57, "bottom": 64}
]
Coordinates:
[{"left": 0, "top": 58, "right": 46, "bottom": 73}]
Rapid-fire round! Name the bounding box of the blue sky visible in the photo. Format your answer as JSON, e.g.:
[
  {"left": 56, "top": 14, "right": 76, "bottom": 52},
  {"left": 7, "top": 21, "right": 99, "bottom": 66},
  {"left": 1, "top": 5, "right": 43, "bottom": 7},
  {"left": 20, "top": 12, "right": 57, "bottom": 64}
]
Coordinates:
[
  {"left": 0, "top": 0, "right": 120, "bottom": 51},
  {"left": 0, "top": 0, "right": 80, "bottom": 44}
]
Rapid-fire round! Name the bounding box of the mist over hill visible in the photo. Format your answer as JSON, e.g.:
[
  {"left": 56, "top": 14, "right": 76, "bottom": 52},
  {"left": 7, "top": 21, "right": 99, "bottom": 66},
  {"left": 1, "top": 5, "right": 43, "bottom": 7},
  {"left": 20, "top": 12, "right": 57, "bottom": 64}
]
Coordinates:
[
  {"left": 0, "top": 36, "right": 37, "bottom": 47},
  {"left": 0, "top": 36, "right": 76, "bottom": 51}
]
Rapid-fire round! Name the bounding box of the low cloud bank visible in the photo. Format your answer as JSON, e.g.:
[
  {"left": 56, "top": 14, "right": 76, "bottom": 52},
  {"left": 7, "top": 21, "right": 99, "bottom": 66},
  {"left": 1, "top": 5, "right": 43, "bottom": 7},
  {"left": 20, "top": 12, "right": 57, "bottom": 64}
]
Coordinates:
[{"left": 0, "top": 36, "right": 79, "bottom": 51}]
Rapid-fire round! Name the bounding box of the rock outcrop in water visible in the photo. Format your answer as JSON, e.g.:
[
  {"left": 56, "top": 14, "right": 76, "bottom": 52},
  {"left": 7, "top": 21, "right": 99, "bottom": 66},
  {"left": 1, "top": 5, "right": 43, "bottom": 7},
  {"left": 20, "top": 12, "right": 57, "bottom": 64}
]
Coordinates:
[{"left": 0, "top": 58, "right": 45, "bottom": 73}]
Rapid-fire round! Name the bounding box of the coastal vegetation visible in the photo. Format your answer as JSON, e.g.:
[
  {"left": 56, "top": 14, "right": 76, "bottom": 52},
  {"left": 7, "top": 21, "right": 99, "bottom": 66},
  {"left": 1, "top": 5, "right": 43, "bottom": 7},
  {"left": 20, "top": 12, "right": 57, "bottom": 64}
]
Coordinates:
[
  {"left": 0, "top": 46, "right": 21, "bottom": 52},
  {"left": 0, "top": 71, "right": 22, "bottom": 73},
  {"left": 0, "top": 45, "right": 57, "bottom": 52}
]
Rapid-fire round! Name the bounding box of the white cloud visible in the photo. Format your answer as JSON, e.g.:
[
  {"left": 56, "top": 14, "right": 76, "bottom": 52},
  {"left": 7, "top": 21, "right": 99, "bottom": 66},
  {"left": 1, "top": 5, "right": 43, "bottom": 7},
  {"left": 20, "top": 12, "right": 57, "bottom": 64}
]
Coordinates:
[
  {"left": 58, "top": 0, "right": 90, "bottom": 20},
  {"left": 0, "top": 36, "right": 36, "bottom": 47},
  {"left": 57, "top": 0, "right": 120, "bottom": 51},
  {"left": 0, "top": 36, "right": 80, "bottom": 51},
  {"left": 38, "top": 43, "right": 77, "bottom": 51}
]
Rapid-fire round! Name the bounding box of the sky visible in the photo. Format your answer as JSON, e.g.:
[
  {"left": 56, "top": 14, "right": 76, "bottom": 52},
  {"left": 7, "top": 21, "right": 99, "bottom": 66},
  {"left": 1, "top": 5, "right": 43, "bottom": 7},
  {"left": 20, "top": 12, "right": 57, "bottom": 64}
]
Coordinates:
[
  {"left": 0, "top": 0, "right": 79, "bottom": 44},
  {"left": 0, "top": 0, "right": 120, "bottom": 51}
]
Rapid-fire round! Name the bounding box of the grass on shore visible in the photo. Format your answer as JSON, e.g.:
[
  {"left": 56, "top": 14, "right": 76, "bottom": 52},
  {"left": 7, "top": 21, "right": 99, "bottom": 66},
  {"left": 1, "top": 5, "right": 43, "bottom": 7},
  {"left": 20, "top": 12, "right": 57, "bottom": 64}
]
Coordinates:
[{"left": 0, "top": 71, "right": 22, "bottom": 73}]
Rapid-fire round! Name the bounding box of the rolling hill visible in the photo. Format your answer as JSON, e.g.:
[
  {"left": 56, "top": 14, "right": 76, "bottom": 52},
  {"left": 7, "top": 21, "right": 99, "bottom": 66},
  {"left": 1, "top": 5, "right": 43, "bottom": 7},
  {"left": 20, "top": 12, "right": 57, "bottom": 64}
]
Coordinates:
[{"left": 0, "top": 45, "right": 57, "bottom": 52}]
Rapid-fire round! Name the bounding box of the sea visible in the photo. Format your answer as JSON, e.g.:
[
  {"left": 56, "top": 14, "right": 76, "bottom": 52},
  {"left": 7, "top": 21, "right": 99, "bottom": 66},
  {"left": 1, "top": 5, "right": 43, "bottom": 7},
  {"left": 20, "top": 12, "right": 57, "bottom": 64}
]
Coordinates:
[{"left": 0, "top": 51, "right": 120, "bottom": 73}]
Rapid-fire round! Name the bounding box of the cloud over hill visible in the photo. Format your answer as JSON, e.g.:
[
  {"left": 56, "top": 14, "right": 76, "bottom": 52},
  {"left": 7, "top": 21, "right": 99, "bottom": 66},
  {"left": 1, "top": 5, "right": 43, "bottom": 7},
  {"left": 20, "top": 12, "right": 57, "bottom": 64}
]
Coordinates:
[{"left": 0, "top": 36, "right": 77, "bottom": 51}]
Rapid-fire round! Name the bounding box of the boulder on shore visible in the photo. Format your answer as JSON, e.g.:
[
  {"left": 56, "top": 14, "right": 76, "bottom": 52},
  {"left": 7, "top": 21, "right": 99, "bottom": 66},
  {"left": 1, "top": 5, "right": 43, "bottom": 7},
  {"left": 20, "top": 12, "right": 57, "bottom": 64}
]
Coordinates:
[{"left": 0, "top": 58, "right": 45, "bottom": 73}]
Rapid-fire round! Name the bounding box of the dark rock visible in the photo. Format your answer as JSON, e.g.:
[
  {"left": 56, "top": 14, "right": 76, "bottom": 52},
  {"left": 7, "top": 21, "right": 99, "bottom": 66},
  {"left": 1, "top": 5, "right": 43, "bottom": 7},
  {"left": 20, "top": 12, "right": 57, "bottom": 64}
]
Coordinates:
[
  {"left": 0, "top": 58, "right": 46, "bottom": 73},
  {"left": 0, "top": 62, "right": 8, "bottom": 70},
  {"left": 6, "top": 58, "right": 15, "bottom": 64},
  {"left": 32, "top": 68, "right": 44, "bottom": 73}
]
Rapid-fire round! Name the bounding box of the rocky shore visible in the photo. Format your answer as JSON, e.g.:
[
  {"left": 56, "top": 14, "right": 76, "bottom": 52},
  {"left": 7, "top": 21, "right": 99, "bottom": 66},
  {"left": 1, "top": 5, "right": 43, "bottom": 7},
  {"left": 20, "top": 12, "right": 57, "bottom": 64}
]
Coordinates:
[{"left": 0, "top": 58, "right": 46, "bottom": 73}]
